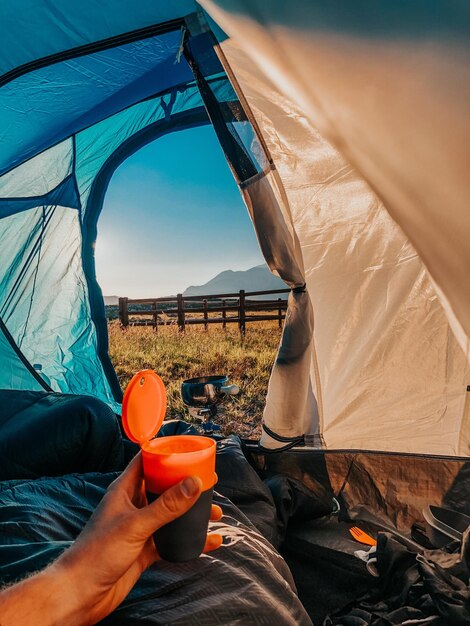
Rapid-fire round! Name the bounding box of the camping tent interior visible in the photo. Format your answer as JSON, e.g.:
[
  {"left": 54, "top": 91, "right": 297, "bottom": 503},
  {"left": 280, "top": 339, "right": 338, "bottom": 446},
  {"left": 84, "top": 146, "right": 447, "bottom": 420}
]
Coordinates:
[{"left": 0, "top": 1, "right": 469, "bottom": 624}]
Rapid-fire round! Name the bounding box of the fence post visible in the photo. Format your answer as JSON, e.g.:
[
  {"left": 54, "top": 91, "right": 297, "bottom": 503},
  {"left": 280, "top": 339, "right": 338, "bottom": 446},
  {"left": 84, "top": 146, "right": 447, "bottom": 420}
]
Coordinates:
[
  {"left": 278, "top": 298, "right": 283, "bottom": 328},
  {"left": 239, "top": 290, "right": 246, "bottom": 334},
  {"left": 119, "top": 297, "right": 129, "bottom": 328},
  {"left": 153, "top": 299, "right": 158, "bottom": 331},
  {"left": 177, "top": 294, "right": 185, "bottom": 332},
  {"left": 203, "top": 299, "right": 208, "bottom": 331},
  {"left": 222, "top": 299, "right": 226, "bottom": 329}
]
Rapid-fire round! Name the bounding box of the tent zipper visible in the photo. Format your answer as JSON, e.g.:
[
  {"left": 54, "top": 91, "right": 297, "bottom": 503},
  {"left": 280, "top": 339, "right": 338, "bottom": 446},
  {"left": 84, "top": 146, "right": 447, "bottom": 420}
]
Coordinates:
[{"left": 0, "top": 19, "right": 185, "bottom": 87}]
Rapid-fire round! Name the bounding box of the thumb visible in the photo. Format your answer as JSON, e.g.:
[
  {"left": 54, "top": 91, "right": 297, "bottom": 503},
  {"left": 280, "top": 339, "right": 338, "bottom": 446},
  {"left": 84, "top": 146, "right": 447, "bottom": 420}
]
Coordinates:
[{"left": 135, "top": 476, "right": 203, "bottom": 538}]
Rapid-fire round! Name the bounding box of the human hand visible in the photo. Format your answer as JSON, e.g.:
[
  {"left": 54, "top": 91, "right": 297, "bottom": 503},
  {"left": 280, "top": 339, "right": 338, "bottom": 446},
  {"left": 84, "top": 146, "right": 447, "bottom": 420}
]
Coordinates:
[{"left": 53, "top": 453, "right": 222, "bottom": 625}]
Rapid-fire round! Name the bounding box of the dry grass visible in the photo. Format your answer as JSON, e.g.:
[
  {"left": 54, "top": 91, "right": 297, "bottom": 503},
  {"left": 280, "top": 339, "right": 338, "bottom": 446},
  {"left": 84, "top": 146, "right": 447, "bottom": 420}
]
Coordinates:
[{"left": 108, "top": 321, "right": 282, "bottom": 438}]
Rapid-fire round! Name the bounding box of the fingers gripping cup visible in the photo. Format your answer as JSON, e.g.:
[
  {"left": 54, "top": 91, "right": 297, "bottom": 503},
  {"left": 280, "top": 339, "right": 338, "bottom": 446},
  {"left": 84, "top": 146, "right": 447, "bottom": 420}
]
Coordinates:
[{"left": 122, "top": 370, "right": 217, "bottom": 562}]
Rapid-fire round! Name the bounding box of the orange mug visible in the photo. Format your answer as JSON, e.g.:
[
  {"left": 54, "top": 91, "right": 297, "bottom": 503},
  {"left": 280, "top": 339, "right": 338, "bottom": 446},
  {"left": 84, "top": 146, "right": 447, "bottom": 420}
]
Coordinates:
[
  {"left": 122, "top": 370, "right": 217, "bottom": 561},
  {"left": 143, "top": 435, "right": 216, "bottom": 561}
]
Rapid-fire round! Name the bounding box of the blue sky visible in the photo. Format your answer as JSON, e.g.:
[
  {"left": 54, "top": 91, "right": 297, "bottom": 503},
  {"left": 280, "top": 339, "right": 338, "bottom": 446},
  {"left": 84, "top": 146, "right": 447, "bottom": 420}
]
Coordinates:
[{"left": 95, "top": 125, "right": 264, "bottom": 297}]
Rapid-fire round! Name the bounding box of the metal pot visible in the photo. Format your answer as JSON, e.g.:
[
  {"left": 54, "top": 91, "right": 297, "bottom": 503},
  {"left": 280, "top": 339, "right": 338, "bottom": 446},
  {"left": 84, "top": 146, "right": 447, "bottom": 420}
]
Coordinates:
[{"left": 181, "top": 375, "right": 239, "bottom": 408}]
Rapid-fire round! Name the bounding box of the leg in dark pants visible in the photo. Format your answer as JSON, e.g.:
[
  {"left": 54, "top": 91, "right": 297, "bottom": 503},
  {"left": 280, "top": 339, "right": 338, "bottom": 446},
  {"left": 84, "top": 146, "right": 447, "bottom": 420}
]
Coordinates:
[{"left": 0, "top": 390, "right": 124, "bottom": 480}]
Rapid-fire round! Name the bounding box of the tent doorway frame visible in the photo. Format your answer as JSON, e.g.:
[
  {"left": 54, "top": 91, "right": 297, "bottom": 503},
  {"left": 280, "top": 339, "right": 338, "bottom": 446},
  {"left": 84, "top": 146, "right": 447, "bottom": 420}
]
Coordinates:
[{"left": 82, "top": 107, "right": 212, "bottom": 402}]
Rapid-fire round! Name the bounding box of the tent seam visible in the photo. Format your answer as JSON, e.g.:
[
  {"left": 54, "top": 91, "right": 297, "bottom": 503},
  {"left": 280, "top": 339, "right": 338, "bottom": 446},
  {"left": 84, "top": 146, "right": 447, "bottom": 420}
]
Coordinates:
[
  {"left": 72, "top": 135, "right": 82, "bottom": 218},
  {"left": 0, "top": 19, "right": 186, "bottom": 87},
  {"left": 17, "top": 206, "right": 47, "bottom": 349},
  {"left": 0, "top": 79, "right": 205, "bottom": 178},
  {"left": 0, "top": 317, "right": 50, "bottom": 391}
]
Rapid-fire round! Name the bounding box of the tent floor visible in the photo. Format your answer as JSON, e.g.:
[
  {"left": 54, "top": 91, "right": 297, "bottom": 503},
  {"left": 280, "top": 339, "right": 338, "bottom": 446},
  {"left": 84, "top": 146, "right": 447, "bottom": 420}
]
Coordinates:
[{"left": 282, "top": 517, "right": 371, "bottom": 623}]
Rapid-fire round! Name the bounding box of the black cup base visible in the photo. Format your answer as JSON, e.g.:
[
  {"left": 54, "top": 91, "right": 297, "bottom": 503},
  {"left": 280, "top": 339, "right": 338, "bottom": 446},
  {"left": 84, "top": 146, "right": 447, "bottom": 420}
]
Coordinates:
[{"left": 147, "top": 487, "right": 213, "bottom": 562}]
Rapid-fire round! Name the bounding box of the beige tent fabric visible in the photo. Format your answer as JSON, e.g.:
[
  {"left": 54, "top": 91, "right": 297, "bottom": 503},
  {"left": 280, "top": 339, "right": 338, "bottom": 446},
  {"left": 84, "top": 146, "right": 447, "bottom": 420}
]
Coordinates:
[
  {"left": 201, "top": 1, "right": 470, "bottom": 358},
  {"left": 241, "top": 173, "right": 320, "bottom": 448},
  {"left": 199, "top": 4, "right": 470, "bottom": 454}
]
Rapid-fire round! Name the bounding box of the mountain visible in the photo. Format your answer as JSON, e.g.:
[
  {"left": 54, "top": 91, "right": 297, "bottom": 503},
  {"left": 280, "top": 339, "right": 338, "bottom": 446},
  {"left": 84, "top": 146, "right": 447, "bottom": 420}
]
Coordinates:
[
  {"left": 183, "top": 265, "right": 287, "bottom": 299},
  {"left": 103, "top": 295, "right": 119, "bottom": 306}
]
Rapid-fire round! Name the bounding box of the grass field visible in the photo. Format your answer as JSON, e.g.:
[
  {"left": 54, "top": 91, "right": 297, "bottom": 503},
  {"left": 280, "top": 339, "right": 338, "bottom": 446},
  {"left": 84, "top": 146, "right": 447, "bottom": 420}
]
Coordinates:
[{"left": 108, "top": 321, "right": 282, "bottom": 437}]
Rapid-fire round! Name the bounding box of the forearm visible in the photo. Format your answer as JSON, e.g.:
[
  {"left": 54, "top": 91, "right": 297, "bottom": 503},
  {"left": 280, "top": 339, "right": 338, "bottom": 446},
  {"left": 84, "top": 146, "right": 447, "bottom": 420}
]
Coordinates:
[{"left": 0, "top": 564, "right": 85, "bottom": 626}]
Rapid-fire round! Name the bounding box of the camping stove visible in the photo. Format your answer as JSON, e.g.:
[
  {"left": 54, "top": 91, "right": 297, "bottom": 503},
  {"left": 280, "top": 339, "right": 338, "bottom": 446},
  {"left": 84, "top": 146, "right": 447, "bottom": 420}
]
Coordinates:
[{"left": 181, "top": 375, "right": 239, "bottom": 434}]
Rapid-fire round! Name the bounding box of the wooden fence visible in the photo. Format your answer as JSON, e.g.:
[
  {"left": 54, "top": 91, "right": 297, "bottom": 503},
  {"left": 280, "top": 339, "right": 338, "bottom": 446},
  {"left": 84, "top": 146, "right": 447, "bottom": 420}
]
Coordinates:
[{"left": 118, "top": 288, "right": 290, "bottom": 332}]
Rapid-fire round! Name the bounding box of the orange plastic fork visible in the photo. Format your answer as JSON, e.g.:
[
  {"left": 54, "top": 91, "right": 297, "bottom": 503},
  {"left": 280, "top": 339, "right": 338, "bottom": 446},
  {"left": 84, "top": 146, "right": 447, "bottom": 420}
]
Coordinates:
[{"left": 349, "top": 526, "right": 377, "bottom": 547}]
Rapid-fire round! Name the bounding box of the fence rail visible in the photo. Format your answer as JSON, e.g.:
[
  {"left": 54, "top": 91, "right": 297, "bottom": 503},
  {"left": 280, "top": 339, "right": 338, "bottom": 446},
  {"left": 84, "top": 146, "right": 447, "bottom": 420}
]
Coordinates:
[{"left": 118, "top": 288, "right": 290, "bottom": 332}]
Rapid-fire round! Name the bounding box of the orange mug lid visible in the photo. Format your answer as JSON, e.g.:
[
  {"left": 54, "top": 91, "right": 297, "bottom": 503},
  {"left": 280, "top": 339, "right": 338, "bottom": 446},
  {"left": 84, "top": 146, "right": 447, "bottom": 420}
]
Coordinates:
[{"left": 122, "top": 370, "right": 167, "bottom": 444}]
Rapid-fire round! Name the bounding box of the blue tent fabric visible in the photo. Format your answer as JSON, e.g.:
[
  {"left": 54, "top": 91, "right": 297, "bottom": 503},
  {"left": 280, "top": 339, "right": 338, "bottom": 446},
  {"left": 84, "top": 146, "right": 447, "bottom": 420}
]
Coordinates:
[
  {"left": 0, "top": 5, "right": 268, "bottom": 409},
  {"left": 0, "top": 202, "right": 119, "bottom": 405},
  {"left": 0, "top": 18, "right": 205, "bottom": 402},
  {"left": 0, "top": 176, "right": 80, "bottom": 219},
  {"left": 0, "top": 319, "right": 46, "bottom": 392},
  {"left": 0, "top": 1, "right": 198, "bottom": 78},
  {"left": 0, "top": 139, "right": 74, "bottom": 198},
  {"left": 0, "top": 31, "right": 195, "bottom": 176},
  {"left": 0, "top": 82, "right": 209, "bottom": 404}
]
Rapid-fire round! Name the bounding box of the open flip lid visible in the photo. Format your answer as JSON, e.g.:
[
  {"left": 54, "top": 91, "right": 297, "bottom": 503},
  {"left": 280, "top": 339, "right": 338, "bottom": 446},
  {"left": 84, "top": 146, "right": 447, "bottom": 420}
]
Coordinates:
[{"left": 122, "top": 370, "right": 167, "bottom": 444}]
